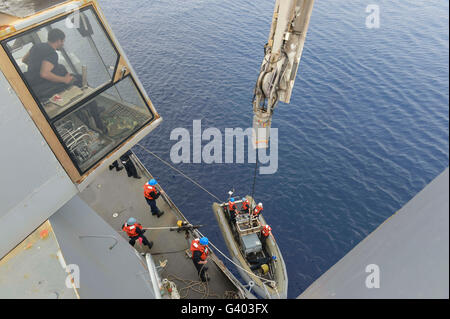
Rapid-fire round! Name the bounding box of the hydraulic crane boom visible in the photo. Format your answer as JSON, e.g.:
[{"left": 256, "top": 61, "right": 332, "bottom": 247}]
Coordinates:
[{"left": 252, "top": 0, "right": 315, "bottom": 148}]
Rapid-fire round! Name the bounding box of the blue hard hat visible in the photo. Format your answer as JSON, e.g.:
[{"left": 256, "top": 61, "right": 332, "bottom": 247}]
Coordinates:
[
  {"left": 199, "top": 237, "right": 209, "bottom": 245},
  {"left": 230, "top": 197, "right": 235, "bottom": 202},
  {"left": 148, "top": 179, "right": 157, "bottom": 185},
  {"left": 127, "top": 217, "right": 136, "bottom": 225},
  {"left": 242, "top": 197, "right": 247, "bottom": 201}
]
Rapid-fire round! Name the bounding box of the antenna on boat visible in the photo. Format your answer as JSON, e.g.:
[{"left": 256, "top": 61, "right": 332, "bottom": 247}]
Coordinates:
[{"left": 227, "top": 189, "right": 234, "bottom": 201}]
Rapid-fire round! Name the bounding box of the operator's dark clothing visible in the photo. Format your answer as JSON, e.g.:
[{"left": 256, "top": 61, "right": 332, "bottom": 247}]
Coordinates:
[
  {"left": 26, "top": 43, "right": 59, "bottom": 81},
  {"left": 192, "top": 251, "right": 208, "bottom": 282},
  {"left": 24, "top": 43, "right": 106, "bottom": 133},
  {"left": 76, "top": 103, "right": 107, "bottom": 133},
  {"left": 24, "top": 43, "right": 79, "bottom": 100}
]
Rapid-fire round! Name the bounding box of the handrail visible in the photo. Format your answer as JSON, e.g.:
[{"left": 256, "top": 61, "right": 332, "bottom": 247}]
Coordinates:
[{"left": 145, "top": 253, "right": 162, "bottom": 299}]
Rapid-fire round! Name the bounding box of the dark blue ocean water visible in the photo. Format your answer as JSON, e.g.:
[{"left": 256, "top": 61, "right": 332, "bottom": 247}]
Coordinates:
[{"left": 101, "top": 0, "right": 449, "bottom": 298}]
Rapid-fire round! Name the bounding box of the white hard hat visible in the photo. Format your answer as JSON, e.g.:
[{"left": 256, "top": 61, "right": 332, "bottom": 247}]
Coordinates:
[{"left": 258, "top": 202, "right": 263, "bottom": 207}]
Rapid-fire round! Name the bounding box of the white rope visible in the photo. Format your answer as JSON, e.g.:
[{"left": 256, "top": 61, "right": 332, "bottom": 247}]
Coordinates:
[
  {"left": 273, "top": 285, "right": 281, "bottom": 299},
  {"left": 120, "top": 226, "right": 176, "bottom": 232},
  {"left": 136, "top": 144, "right": 222, "bottom": 202}
]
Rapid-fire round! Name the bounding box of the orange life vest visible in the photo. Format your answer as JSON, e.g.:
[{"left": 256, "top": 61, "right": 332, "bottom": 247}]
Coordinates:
[
  {"left": 144, "top": 184, "right": 158, "bottom": 200},
  {"left": 190, "top": 238, "right": 209, "bottom": 261},
  {"left": 122, "top": 223, "right": 143, "bottom": 237},
  {"left": 253, "top": 205, "right": 263, "bottom": 217},
  {"left": 228, "top": 201, "right": 236, "bottom": 212},
  {"left": 242, "top": 200, "right": 249, "bottom": 211},
  {"left": 262, "top": 225, "right": 272, "bottom": 237}
]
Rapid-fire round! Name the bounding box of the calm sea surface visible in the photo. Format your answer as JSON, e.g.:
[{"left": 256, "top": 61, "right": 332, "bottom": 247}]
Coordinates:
[{"left": 101, "top": 0, "right": 449, "bottom": 297}]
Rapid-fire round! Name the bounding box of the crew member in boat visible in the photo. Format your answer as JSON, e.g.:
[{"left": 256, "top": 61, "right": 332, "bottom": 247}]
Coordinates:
[
  {"left": 190, "top": 237, "right": 210, "bottom": 282},
  {"left": 143, "top": 179, "right": 165, "bottom": 218},
  {"left": 122, "top": 217, "right": 153, "bottom": 249},
  {"left": 241, "top": 197, "right": 250, "bottom": 214},
  {"left": 260, "top": 224, "right": 272, "bottom": 248},
  {"left": 228, "top": 197, "right": 237, "bottom": 223},
  {"left": 253, "top": 202, "right": 264, "bottom": 218}
]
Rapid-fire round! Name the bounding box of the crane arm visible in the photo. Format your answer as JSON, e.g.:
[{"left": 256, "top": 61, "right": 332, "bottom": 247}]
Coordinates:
[{"left": 252, "top": 0, "right": 315, "bottom": 148}]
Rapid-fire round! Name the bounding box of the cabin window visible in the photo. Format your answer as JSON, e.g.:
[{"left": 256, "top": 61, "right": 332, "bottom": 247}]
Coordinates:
[
  {"left": 53, "top": 76, "right": 153, "bottom": 172},
  {"left": 3, "top": 7, "right": 118, "bottom": 119},
  {"left": 2, "top": 6, "right": 155, "bottom": 174}
]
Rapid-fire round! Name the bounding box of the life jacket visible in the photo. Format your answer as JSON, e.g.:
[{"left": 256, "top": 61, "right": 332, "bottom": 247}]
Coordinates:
[
  {"left": 144, "top": 184, "right": 158, "bottom": 200},
  {"left": 262, "top": 225, "right": 272, "bottom": 237},
  {"left": 122, "top": 223, "right": 143, "bottom": 237},
  {"left": 253, "top": 205, "right": 263, "bottom": 217},
  {"left": 228, "top": 201, "right": 236, "bottom": 212},
  {"left": 242, "top": 200, "right": 249, "bottom": 211},
  {"left": 190, "top": 238, "right": 209, "bottom": 261}
]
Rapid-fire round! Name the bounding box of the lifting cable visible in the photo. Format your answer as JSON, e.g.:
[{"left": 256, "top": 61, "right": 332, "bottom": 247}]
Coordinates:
[
  {"left": 250, "top": 150, "right": 259, "bottom": 202},
  {"left": 136, "top": 143, "right": 260, "bottom": 206},
  {"left": 136, "top": 143, "right": 222, "bottom": 202}
]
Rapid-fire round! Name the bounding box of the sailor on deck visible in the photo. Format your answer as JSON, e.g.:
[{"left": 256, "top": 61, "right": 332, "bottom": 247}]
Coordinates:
[
  {"left": 190, "top": 237, "right": 210, "bottom": 282},
  {"left": 121, "top": 150, "right": 141, "bottom": 179},
  {"left": 122, "top": 217, "right": 153, "bottom": 249},
  {"left": 143, "top": 179, "right": 164, "bottom": 218},
  {"left": 109, "top": 151, "right": 140, "bottom": 179}
]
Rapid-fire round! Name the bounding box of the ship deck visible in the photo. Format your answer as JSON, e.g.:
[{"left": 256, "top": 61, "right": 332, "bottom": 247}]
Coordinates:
[
  {"left": 0, "top": 221, "right": 79, "bottom": 299},
  {"left": 79, "top": 152, "right": 244, "bottom": 299}
]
